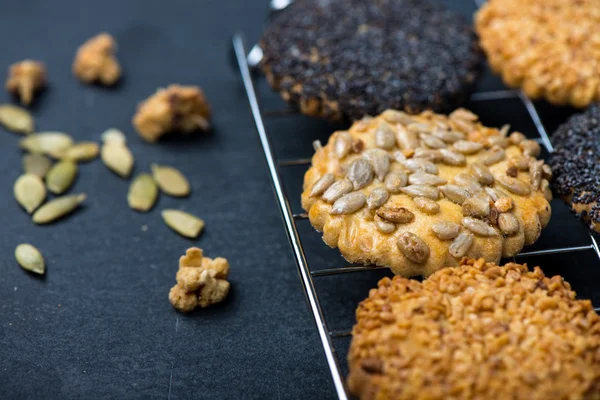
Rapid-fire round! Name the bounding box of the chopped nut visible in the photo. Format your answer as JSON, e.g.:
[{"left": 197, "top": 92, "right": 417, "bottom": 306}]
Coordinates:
[
  {"left": 5, "top": 60, "right": 46, "bottom": 105},
  {"left": 169, "top": 247, "right": 231, "bottom": 312},
  {"left": 73, "top": 33, "right": 121, "bottom": 85},
  {"left": 133, "top": 85, "right": 212, "bottom": 142}
]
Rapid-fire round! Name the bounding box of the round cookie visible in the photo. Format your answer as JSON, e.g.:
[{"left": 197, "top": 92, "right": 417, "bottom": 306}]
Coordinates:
[
  {"left": 259, "top": 0, "right": 483, "bottom": 121},
  {"left": 475, "top": 0, "right": 600, "bottom": 108},
  {"left": 301, "top": 109, "right": 552, "bottom": 277},
  {"left": 550, "top": 103, "right": 600, "bottom": 232},
  {"left": 348, "top": 258, "right": 600, "bottom": 400}
]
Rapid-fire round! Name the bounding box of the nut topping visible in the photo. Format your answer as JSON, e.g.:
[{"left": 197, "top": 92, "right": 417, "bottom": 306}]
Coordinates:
[{"left": 376, "top": 205, "right": 415, "bottom": 224}]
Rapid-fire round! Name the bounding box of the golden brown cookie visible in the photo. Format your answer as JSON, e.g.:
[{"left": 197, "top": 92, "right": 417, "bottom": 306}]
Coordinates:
[
  {"left": 301, "top": 109, "right": 551, "bottom": 277},
  {"left": 348, "top": 258, "right": 600, "bottom": 400},
  {"left": 475, "top": 0, "right": 600, "bottom": 108}
]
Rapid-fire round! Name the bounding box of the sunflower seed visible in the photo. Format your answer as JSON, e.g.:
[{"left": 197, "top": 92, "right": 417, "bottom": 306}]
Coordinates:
[
  {"left": 32, "top": 193, "right": 86, "bottom": 224},
  {"left": 461, "top": 193, "right": 491, "bottom": 218},
  {"left": 23, "top": 153, "right": 52, "bottom": 178},
  {"left": 413, "top": 148, "right": 442, "bottom": 162},
  {"left": 496, "top": 175, "right": 531, "bottom": 196},
  {"left": 509, "top": 132, "right": 526, "bottom": 145},
  {"left": 408, "top": 171, "right": 447, "bottom": 186},
  {"left": 449, "top": 232, "right": 474, "bottom": 258},
  {"left": 347, "top": 159, "right": 373, "bottom": 190},
  {"left": 440, "top": 184, "right": 471, "bottom": 205},
  {"left": 375, "top": 218, "right": 396, "bottom": 234},
  {"left": 401, "top": 159, "right": 438, "bottom": 174},
  {"left": 0, "top": 104, "right": 34, "bottom": 134},
  {"left": 453, "top": 140, "right": 483, "bottom": 154},
  {"left": 46, "top": 160, "right": 77, "bottom": 194},
  {"left": 484, "top": 187, "right": 510, "bottom": 202},
  {"left": 392, "top": 151, "right": 406, "bottom": 163},
  {"left": 413, "top": 197, "right": 440, "bottom": 214},
  {"left": 499, "top": 124, "right": 510, "bottom": 137},
  {"left": 310, "top": 173, "right": 335, "bottom": 197},
  {"left": 431, "top": 128, "right": 464, "bottom": 143},
  {"left": 363, "top": 149, "right": 390, "bottom": 180},
  {"left": 542, "top": 164, "right": 553, "bottom": 180},
  {"left": 384, "top": 171, "right": 408, "bottom": 193},
  {"left": 62, "top": 142, "right": 100, "bottom": 162},
  {"left": 508, "top": 156, "right": 531, "bottom": 171},
  {"left": 450, "top": 118, "right": 474, "bottom": 134},
  {"left": 479, "top": 146, "right": 505, "bottom": 166},
  {"left": 330, "top": 192, "right": 366, "bottom": 215},
  {"left": 333, "top": 132, "right": 352, "bottom": 159},
  {"left": 450, "top": 108, "right": 478, "bottom": 122},
  {"left": 453, "top": 173, "right": 482, "bottom": 194},
  {"left": 161, "top": 209, "right": 205, "bottom": 239},
  {"left": 401, "top": 184, "right": 439, "bottom": 200},
  {"left": 421, "top": 134, "right": 446, "bottom": 149},
  {"left": 439, "top": 149, "right": 466, "bottom": 166},
  {"left": 15, "top": 244, "right": 45, "bottom": 275},
  {"left": 367, "top": 187, "right": 389, "bottom": 210},
  {"left": 128, "top": 174, "right": 158, "bottom": 212},
  {"left": 101, "top": 128, "right": 127, "bottom": 145},
  {"left": 101, "top": 143, "right": 134, "bottom": 178},
  {"left": 397, "top": 232, "right": 429, "bottom": 263},
  {"left": 14, "top": 174, "right": 46, "bottom": 213},
  {"left": 520, "top": 140, "right": 541, "bottom": 157},
  {"left": 470, "top": 163, "right": 494, "bottom": 186},
  {"left": 381, "top": 109, "right": 412, "bottom": 124},
  {"left": 151, "top": 164, "right": 190, "bottom": 197},
  {"left": 312, "top": 140, "right": 323, "bottom": 152},
  {"left": 395, "top": 125, "right": 419, "bottom": 150},
  {"left": 407, "top": 122, "right": 432, "bottom": 133},
  {"left": 431, "top": 221, "right": 461, "bottom": 240},
  {"left": 487, "top": 136, "right": 509, "bottom": 148},
  {"left": 375, "top": 122, "right": 396, "bottom": 149},
  {"left": 20, "top": 132, "right": 74, "bottom": 158},
  {"left": 376, "top": 205, "right": 414, "bottom": 224},
  {"left": 529, "top": 159, "right": 544, "bottom": 190},
  {"left": 541, "top": 179, "right": 552, "bottom": 202},
  {"left": 322, "top": 179, "right": 353, "bottom": 203},
  {"left": 498, "top": 213, "right": 520, "bottom": 236},
  {"left": 462, "top": 217, "right": 497, "bottom": 236}
]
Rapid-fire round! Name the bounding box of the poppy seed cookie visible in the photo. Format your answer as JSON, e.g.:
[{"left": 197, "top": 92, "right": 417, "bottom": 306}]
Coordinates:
[{"left": 259, "top": 0, "right": 484, "bottom": 121}]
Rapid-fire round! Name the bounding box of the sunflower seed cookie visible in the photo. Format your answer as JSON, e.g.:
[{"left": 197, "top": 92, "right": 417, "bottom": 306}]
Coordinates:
[
  {"left": 301, "top": 109, "right": 551, "bottom": 277},
  {"left": 348, "top": 258, "right": 600, "bottom": 400},
  {"left": 475, "top": 0, "right": 600, "bottom": 108}
]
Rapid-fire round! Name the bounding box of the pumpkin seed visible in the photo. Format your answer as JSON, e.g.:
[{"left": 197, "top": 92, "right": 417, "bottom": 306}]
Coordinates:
[
  {"left": 32, "top": 193, "right": 86, "bottom": 224},
  {"left": 101, "top": 143, "right": 134, "bottom": 178},
  {"left": 384, "top": 171, "right": 408, "bottom": 193},
  {"left": 128, "top": 174, "right": 158, "bottom": 212},
  {"left": 375, "top": 122, "right": 396, "bottom": 149},
  {"left": 449, "top": 232, "right": 474, "bottom": 258},
  {"left": 322, "top": 179, "right": 353, "bottom": 203},
  {"left": 330, "top": 192, "right": 366, "bottom": 215},
  {"left": 101, "top": 128, "right": 127, "bottom": 145},
  {"left": 23, "top": 153, "right": 52, "bottom": 178},
  {"left": 439, "top": 148, "right": 466, "bottom": 166},
  {"left": 333, "top": 132, "right": 352, "bottom": 159},
  {"left": 15, "top": 244, "right": 45, "bottom": 275},
  {"left": 440, "top": 184, "right": 471, "bottom": 205},
  {"left": 310, "top": 173, "right": 335, "bottom": 197},
  {"left": 367, "top": 187, "right": 389, "bottom": 210},
  {"left": 363, "top": 149, "right": 390, "bottom": 180},
  {"left": 498, "top": 213, "right": 520, "bottom": 236},
  {"left": 347, "top": 159, "right": 373, "bottom": 190},
  {"left": 151, "top": 164, "right": 190, "bottom": 197},
  {"left": 496, "top": 175, "right": 531, "bottom": 196},
  {"left": 46, "top": 160, "right": 77, "bottom": 194},
  {"left": 401, "top": 184, "right": 439, "bottom": 200},
  {"left": 408, "top": 171, "right": 447, "bottom": 186},
  {"left": 161, "top": 209, "right": 205, "bottom": 239},
  {"left": 453, "top": 140, "right": 483, "bottom": 154},
  {"left": 62, "top": 142, "right": 99, "bottom": 162},
  {"left": 431, "top": 221, "right": 461, "bottom": 240},
  {"left": 397, "top": 232, "right": 429, "bottom": 263},
  {"left": 462, "top": 217, "right": 498, "bottom": 236},
  {"left": 14, "top": 174, "right": 46, "bottom": 213},
  {"left": 413, "top": 197, "right": 440, "bottom": 214},
  {"left": 20, "top": 132, "right": 74, "bottom": 158},
  {"left": 376, "top": 205, "right": 414, "bottom": 224},
  {"left": 0, "top": 104, "right": 34, "bottom": 134}
]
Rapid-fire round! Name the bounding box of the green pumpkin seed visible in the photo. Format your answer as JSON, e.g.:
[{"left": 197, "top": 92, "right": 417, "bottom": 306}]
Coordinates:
[
  {"left": 128, "top": 174, "right": 158, "bottom": 212},
  {"left": 0, "top": 104, "right": 34, "bottom": 134},
  {"left": 151, "top": 164, "right": 190, "bottom": 197},
  {"left": 161, "top": 209, "right": 205, "bottom": 239},
  {"left": 46, "top": 160, "right": 77, "bottom": 194},
  {"left": 23, "top": 153, "right": 52, "bottom": 178},
  {"left": 14, "top": 173, "right": 46, "bottom": 213},
  {"left": 101, "top": 143, "right": 134, "bottom": 178},
  {"left": 15, "top": 244, "right": 45, "bottom": 275},
  {"left": 101, "top": 128, "right": 126, "bottom": 145},
  {"left": 32, "top": 193, "right": 86, "bottom": 224},
  {"left": 20, "top": 132, "right": 74, "bottom": 158},
  {"left": 62, "top": 142, "right": 99, "bottom": 162}
]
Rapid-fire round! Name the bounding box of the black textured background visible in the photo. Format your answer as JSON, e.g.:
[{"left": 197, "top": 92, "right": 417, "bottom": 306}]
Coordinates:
[{"left": 0, "top": 1, "right": 597, "bottom": 399}]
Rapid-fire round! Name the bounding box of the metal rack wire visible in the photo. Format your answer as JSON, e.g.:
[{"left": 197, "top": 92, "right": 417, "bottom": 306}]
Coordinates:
[{"left": 233, "top": 3, "right": 600, "bottom": 395}]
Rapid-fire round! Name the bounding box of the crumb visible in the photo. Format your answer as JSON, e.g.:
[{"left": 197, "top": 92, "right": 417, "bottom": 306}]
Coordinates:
[
  {"left": 133, "top": 85, "right": 211, "bottom": 142},
  {"left": 73, "top": 33, "right": 121, "bottom": 86},
  {"left": 169, "top": 247, "right": 230, "bottom": 312},
  {"left": 5, "top": 60, "right": 46, "bottom": 105}
]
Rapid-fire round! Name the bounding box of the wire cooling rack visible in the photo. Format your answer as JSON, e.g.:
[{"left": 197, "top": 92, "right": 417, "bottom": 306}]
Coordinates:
[{"left": 232, "top": 2, "right": 600, "bottom": 396}]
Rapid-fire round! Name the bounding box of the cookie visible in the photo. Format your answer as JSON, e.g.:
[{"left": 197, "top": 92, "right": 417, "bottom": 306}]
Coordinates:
[
  {"left": 259, "top": 0, "right": 483, "bottom": 121},
  {"left": 348, "top": 258, "right": 600, "bottom": 400},
  {"left": 550, "top": 103, "right": 600, "bottom": 232},
  {"left": 475, "top": 0, "right": 600, "bottom": 108},
  {"left": 301, "top": 109, "right": 552, "bottom": 277}
]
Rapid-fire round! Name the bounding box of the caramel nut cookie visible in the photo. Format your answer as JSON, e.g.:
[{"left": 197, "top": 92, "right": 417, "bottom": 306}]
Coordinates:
[
  {"left": 259, "top": 0, "right": 483, "bottom": 121},
  {"left": 550, "top": 104, "right": 600, "bottom": 232},
  {"left": 301, "top": 109, "right": 551, "bottom": 277},
  {"left": 475, "top": 0, "right": 600, "bottom": 108},
  {"left": 348, "top": 258, "right": 600, "bottom": 400}
]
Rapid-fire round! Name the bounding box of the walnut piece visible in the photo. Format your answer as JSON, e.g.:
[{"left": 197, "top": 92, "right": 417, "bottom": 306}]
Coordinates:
[
  {"left": 133, "top": 85, "right": 211, "bottom": 142},
  {"left": 168, "top": 247, "right": 230, "bottom": 312},
  {"left": 73, "top": 33, "right": 121, "bottom": 86},
  {"left": 5, "top": 60, "right": 46, "bottom": 105}
]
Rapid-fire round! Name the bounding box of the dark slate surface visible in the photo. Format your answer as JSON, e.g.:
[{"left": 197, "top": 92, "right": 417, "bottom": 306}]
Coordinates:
[{"left": 0, "top": 1, "right": 598, "bottom": 399}]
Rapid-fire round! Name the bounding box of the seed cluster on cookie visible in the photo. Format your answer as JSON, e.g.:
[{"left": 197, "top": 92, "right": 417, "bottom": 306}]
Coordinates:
[
  {"left": 301, "top": 109, "right": 552, "bottom": 277},
  {"left": 550, "top": 103, "right": 600, "bottom": 232},
  {"left": 475, "top": 0, "right": 600, "bottom": 108},
  {"left": 347, "top": 258, "right": 600, "bottom": 400},
  {"left": 260, "top": 0, "right": 483, "bottom": 121}
]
